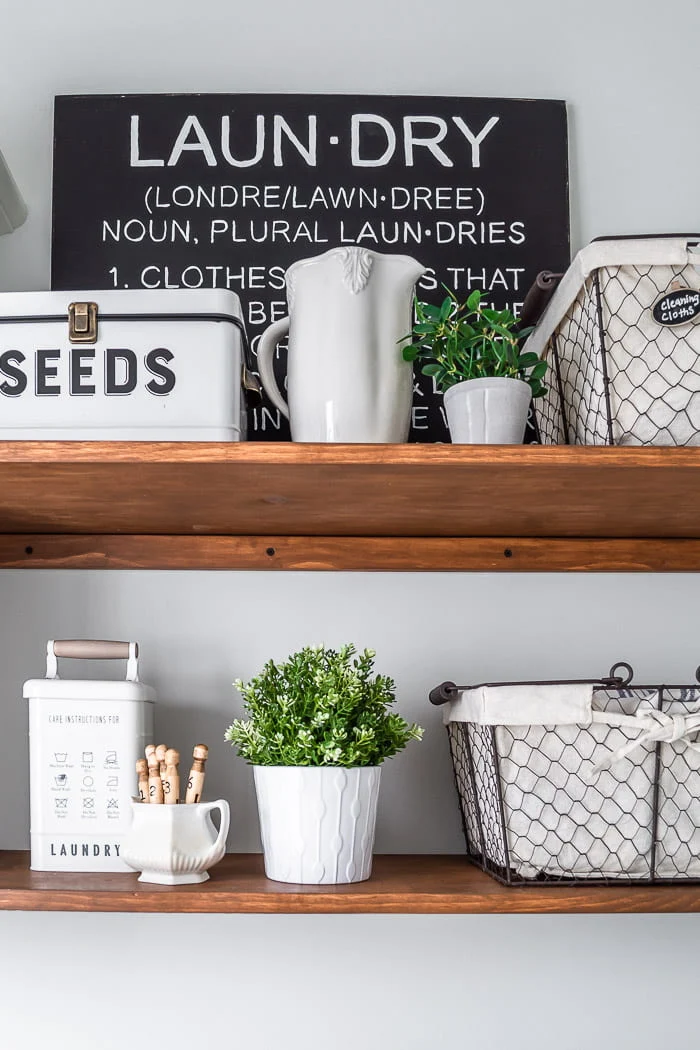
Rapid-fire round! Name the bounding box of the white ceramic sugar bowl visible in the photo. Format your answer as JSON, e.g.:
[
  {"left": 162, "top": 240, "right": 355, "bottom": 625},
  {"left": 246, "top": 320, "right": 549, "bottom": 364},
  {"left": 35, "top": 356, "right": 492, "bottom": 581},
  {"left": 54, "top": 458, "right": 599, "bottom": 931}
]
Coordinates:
[{"left": 122, "top": 799, "right": 230, "bottom": 885}]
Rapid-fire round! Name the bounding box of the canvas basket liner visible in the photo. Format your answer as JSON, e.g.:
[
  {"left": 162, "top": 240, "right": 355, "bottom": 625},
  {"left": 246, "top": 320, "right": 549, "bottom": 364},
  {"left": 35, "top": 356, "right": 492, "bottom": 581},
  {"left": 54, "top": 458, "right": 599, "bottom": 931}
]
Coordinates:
[
  {"left": 444, "top": 681, "right": 700, "bottom": 880},
  {"left": 526, "top": 236, "right": 700, "bottom": 445}
]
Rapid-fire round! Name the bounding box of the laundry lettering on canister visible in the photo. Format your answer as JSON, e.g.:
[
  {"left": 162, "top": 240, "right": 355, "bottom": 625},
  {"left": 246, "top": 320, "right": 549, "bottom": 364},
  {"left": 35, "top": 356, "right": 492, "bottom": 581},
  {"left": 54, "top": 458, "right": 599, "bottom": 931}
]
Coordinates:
[
  {"left": 50, "top": 841, "right": 121, "bottom": 857},
  {"left": 0, "top": 348, "right": 177, "bottom": 398}
]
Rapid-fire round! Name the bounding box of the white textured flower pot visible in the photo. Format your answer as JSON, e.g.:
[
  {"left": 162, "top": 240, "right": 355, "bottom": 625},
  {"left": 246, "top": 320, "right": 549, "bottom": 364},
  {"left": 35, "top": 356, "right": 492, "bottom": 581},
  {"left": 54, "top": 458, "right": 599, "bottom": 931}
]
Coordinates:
[
  {"left": 253, "top": 765, "right": 381, "bottom": 884},
  {"left": 443, "top": 377, "right": 532, "bottom": 444}
]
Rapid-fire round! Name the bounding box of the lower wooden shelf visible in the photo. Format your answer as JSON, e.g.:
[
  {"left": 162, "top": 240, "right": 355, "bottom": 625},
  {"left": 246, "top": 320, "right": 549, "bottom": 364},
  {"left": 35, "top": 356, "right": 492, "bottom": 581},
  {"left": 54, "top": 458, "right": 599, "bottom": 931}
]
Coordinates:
[{"left": 2, "top": 852, "right": 700, "bottom": 913}]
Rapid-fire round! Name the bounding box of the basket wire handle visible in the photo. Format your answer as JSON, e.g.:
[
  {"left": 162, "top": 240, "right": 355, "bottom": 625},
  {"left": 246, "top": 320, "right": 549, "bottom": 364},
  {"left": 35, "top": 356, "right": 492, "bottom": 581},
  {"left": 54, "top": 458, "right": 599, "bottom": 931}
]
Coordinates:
[
  {"left": 429, "top": 665, "right": 636, "bottom": 706},
  {"left": 429, "top": 681, "right": 459, "bottom": 706},
  {"left": 608, "top": 662, "right": 634, "bottom": 687}
]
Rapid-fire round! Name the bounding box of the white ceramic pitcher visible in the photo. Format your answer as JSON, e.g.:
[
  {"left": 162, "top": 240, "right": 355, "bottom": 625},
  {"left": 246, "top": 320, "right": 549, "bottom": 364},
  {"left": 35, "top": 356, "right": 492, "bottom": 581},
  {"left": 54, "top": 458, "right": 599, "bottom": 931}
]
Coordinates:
[{"left": 256, "top": 247, "right": 427, "bottom": 442}]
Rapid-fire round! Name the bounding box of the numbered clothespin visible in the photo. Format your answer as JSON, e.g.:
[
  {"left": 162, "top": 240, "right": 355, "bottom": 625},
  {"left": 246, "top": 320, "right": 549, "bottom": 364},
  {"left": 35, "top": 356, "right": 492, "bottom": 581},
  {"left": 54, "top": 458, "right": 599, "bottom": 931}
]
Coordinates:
[
  {"left": 147, "top": 752, "right": 164, "bottom": 804},
  {"left": 185, "top": 744, "right": 208, "bottom": 804},
  {"left": 164, "top": 748, "right": 180, "bottom": 805},
  {"left": 136, "top": 758, "right": 149, "bottom": 803},
  {"left": 156, "top": 743, "right": 167, "bottom": 787}
]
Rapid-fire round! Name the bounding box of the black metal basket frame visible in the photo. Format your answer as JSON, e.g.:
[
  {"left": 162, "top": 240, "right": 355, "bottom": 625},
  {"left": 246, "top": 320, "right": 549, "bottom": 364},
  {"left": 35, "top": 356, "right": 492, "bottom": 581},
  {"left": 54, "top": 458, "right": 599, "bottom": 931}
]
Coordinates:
[
  {"left": 431, "top": 664, "right": 700, "bottom": 886},
  {"left": 532, "top": 234, "right": 700, "bottom": 447}
]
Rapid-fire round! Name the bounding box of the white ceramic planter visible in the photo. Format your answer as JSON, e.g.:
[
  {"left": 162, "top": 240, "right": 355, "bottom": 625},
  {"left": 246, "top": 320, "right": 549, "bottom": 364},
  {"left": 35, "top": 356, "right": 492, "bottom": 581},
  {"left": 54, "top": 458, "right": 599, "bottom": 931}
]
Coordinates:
[
  {"left": 443, "top": 377, "right": 532, "bottom": 444},
  {"left": 253, "top": 765, "right": 381, "bottom": 884}
]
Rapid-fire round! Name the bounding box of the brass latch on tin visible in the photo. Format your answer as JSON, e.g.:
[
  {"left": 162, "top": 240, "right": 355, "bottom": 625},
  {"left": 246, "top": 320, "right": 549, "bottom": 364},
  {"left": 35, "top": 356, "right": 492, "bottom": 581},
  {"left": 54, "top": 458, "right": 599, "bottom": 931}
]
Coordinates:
[{"left": 68, "top": 301, "right": 98, "bottom": 343}]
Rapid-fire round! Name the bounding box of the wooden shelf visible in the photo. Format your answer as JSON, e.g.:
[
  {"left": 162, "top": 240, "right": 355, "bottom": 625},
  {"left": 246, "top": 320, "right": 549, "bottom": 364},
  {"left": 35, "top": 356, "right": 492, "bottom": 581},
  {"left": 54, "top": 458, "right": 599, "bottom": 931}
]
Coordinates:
[
  {"left": 0, "top": 441, "right": 699, "bottom": 570},
  {"left": 2, "top": 445, "right": 698, "bottom": 919},
  {"left": 2, "top": 852, "right": 700, "bottom": 913}
]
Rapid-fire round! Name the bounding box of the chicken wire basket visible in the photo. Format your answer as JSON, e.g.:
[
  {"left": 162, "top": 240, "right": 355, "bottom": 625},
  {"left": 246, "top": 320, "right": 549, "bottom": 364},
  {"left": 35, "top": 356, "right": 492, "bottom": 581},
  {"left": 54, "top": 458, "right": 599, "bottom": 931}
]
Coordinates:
[
  {"left": 430, "top": 663, "right": 700, "bottom": 884},
  {"left": 526, "top": 235, "right": 700, "bottom": 445}
]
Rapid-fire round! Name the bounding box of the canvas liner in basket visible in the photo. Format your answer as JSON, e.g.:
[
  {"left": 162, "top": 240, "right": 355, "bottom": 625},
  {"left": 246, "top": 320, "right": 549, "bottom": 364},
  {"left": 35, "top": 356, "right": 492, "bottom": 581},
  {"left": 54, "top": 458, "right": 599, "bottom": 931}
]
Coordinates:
[
  {"left": 431, "top": 665, "right": 700, "bottom": 883},
  {"left": 526, "top": 235, "right": 700, "bottom": 445}
]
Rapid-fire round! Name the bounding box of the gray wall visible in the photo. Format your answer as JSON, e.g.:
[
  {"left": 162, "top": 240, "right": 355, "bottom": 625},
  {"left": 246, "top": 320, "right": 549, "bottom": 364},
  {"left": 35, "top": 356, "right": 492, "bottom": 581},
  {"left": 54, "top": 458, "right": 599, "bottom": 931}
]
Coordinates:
[{"left": 1, "top": 1, "right": 700, "bottom": 1047}]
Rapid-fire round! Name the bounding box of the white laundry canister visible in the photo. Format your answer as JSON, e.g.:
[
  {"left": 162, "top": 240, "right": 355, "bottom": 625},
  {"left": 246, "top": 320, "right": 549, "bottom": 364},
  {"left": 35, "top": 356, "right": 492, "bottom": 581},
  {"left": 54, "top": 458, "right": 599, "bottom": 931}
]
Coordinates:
[
  {"left": 25, "top": 640, "right": 155, "bottom": 872},
  {"left": 0, "top": 288, "right": 257, "bottom": 439}
]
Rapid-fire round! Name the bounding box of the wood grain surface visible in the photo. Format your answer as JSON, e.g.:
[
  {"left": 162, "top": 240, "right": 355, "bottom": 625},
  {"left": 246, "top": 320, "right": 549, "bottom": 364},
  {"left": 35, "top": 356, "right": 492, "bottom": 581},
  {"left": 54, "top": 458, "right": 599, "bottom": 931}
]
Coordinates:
[
  {"left": 2, "top": 534, "right": 700, "bottom": 571},
  {"left": 0, "top": 442, "right": 698, "bottom": 540},
  {"left": 2, "top": 852, "right": 700, "bottom": 913}
]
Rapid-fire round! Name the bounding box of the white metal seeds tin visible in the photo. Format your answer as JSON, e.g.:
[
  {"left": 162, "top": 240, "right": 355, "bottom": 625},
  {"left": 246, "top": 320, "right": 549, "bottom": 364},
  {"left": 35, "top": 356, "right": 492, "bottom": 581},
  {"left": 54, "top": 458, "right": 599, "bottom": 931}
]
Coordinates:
[
  {"left": 25, "top": 640, "right": 155, "bottom": 872},
  {"left": 0, "top": 288, "right": 258, "bottom": 439}
]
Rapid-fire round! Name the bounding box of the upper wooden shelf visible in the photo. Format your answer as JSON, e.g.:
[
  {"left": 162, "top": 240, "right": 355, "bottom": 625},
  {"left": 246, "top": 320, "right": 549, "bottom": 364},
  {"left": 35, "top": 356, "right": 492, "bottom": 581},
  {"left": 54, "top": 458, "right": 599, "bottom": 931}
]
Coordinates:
[
  {"left": 3, "top": 852, "right": 699, "bottom": 914},
  {"left": 0, "top": 441, "right": 699, "bottom": 570}
]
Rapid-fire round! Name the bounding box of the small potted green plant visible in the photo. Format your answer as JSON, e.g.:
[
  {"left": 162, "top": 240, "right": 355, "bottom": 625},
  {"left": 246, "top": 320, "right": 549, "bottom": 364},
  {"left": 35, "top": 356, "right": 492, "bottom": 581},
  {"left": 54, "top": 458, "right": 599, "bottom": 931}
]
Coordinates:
[
  {"left": 226, "top": 644, "right": 422, "bottom": 885},
  {"left": 401, "top": 288, "right": 546, "bottom": 443}
]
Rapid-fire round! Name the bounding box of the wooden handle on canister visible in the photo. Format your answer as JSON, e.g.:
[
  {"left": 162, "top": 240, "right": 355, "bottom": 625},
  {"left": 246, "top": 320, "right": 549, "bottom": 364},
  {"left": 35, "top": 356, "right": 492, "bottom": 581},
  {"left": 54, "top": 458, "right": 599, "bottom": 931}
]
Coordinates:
[
  {"left": 164, "top": 749, "right": 180, "bottom": 804},
  {"left": 136, "top": 758, "right": 149, "bottom": 803},
  {"left": 147, "top": 752, "right": 164, "bottom": 804},
  {"left": 52, "top": 639, "right": 137, "bottom": 660},
  {"left": 185, "top": 744, "right": 208, "bottom": 804}
]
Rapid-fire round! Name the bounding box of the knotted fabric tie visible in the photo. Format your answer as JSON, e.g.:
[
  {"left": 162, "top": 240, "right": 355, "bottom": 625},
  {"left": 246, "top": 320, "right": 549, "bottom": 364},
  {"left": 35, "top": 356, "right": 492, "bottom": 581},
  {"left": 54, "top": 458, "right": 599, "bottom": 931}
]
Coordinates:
[{"left": 588, "top": 703, "right": 700, "bottom": 779}]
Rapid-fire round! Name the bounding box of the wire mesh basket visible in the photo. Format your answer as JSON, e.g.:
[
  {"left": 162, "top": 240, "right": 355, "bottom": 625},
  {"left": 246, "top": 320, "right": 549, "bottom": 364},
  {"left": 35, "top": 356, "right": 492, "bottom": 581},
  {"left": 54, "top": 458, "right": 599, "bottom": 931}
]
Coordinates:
[
  {"left": 430, "top": 663, "right": 700, "bottom": 884},
  {"left": 526, "top": 235, "right": 700, "bottom": 445}
]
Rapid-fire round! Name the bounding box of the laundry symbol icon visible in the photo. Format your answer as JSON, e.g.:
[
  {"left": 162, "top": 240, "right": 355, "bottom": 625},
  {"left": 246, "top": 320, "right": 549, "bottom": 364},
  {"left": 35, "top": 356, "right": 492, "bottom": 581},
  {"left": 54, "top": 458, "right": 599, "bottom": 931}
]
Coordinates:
[
  {"left": 82, "top": 752, "right": 94, "bottom": 764},
  {"left": 54, "top": 752, "right": 68, "bottom": 764},
  {"left": 107, "top": 798, "right": 119, "bottom": 809},
  {"left": 105, "top": 751, "right": 118, "bottom": 766},
  {"left": 82, "top": 776, "right": 94, "bottom": 788},
  {"left": 55, "top": 798, "right": 68, "bottom": 809},
  {"left": 106, "top": 777, "right": 119, "bottom": 789},
  {"left": 55, "top": 774, "right": 68, "bottom": 788},
  {"left": 83, "top": 797, "right": 95, "bottom": 809}
]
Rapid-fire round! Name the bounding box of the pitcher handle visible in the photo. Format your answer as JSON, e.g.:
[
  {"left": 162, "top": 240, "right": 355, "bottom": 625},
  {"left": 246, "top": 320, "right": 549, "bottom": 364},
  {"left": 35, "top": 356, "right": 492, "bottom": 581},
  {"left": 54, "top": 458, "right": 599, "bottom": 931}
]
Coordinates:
[
  {"left": 198, "top": 798, "right": 230, "bottom": 854},
  {"left": 256, "top": 317, "right": 290, "bottom": 420}
]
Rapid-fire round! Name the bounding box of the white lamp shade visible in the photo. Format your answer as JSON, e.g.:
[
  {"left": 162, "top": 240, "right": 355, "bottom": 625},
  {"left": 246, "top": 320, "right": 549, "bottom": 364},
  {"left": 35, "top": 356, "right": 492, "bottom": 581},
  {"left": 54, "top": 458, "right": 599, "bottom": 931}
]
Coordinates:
[{"left": 0, "top": 149, "right": 27, "bottom": 235}]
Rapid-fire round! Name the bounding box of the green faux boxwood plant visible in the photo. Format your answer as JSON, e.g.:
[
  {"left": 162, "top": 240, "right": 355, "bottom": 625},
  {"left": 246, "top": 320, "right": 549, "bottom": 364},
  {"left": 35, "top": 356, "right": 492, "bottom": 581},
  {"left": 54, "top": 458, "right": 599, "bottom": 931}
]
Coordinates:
[
  {"left": 401, "top": 288, "right": 546, "bottom": 397},
  {"left": 225, "top": 644, "right": 422, "bottom": 767}
]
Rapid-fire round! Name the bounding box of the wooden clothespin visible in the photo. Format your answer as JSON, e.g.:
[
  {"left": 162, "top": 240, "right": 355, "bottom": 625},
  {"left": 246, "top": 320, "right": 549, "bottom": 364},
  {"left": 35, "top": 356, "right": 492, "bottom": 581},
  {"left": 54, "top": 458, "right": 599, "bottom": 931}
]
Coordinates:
[
  {"left": 156, "top": 743, "right": 167, "bottom": 788},
  {"left": 136, "top": 758, "right": 149, "bottom": 803},
  {"left": 185, "top": 744, "right": 208, "bottom": 804},
  {"left": 164, "top": 748, "right": 180, "bottom": 805},
  {"left": 147, "top": 751, "right": 164, "bottom": 804}
]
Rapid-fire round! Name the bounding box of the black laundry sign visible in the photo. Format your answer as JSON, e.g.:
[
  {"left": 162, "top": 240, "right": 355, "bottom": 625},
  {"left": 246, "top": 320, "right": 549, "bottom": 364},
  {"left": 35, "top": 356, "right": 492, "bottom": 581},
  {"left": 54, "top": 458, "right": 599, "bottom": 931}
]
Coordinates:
[{"left": 51, "top": 93, "right": 570, "bottom": 441}]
